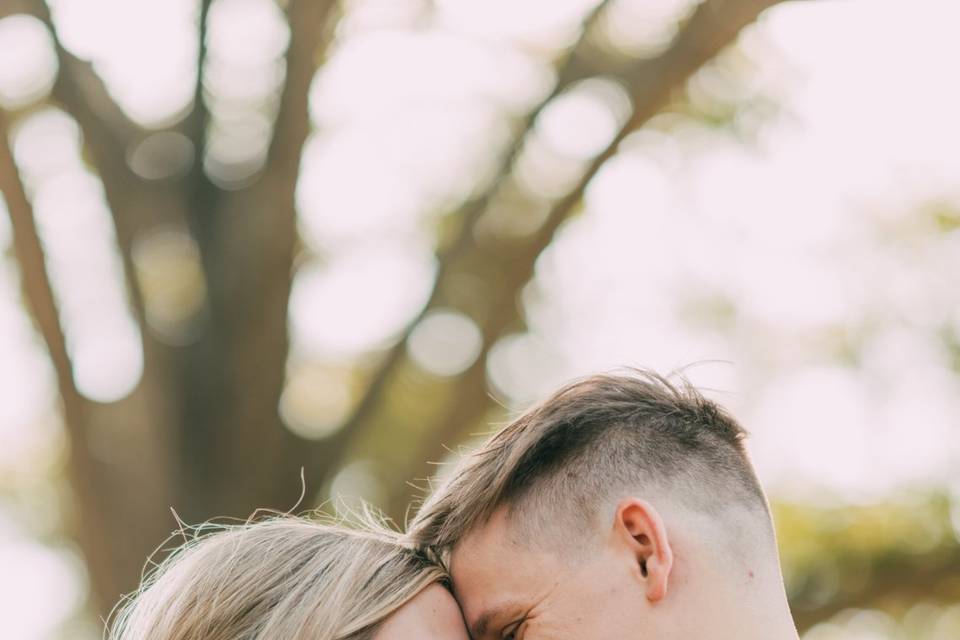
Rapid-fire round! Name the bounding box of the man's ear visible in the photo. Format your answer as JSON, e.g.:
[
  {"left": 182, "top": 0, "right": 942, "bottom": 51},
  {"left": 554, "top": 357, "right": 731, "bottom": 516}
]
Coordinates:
[{"left": 612, "top": 498, "right": 674, "bottom": 603}]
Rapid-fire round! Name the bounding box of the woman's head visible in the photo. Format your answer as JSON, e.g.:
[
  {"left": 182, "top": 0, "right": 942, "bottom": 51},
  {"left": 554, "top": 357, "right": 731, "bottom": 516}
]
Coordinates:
[{"left": 108, "top": 511, "right": 467, "bottom": 640}]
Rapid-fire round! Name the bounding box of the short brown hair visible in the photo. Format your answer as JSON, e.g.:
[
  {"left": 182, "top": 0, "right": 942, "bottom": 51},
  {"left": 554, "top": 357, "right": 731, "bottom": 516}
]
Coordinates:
[{"left": 409, "top": 369, "right": 771, "bottom": 560}]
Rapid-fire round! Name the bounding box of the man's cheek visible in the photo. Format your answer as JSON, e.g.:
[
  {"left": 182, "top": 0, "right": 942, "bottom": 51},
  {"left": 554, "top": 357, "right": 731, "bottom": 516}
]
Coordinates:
[{"left": 532, "top": 610, "right": 628, "bottom": 640}]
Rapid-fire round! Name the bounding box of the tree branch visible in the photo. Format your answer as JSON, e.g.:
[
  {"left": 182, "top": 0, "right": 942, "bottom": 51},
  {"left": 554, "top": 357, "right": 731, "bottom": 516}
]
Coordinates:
[
  {"left": 0, "top": 111, "right": 81, "bottom": 447},
  {"left": 185, "top": 0, "right": 214, "bottom": 151},
  {"left": 21, "top": 0, "right": 154, "bottom": 328},
  {"left": 0, "top": 0, "right": 43, "bottom": 21},
  {"left": 372, "top": 0, "right": 793, "bottom": 517},
  {"left": 300, "top": 0, "right": 791, "bottom": 507},
  {"left": 202, "top": 0, "right": 341, "bottom": 507},
  {"left": 0, "top": 108, "right": 120, "bottom": 612},
  {"left": 304, "top": 0, "right": 618, "bottom": 483},
  {"left": 180, "top": 0, "right": 218, "bottom": 256}
]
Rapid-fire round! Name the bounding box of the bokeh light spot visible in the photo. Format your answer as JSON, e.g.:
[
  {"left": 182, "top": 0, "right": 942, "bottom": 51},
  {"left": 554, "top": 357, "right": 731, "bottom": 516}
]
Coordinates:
[
  {"left": 597, "top": 0, "right": 698, "bottom": 58},
  {"left": 279, "top": 362, "right": 353, "bottom": 440},
  {"left": 132, "top": 228, "right": 207, "bottom": 345},
  {"left": 0, "top": 527, "right": 85, "bottom": 640},
  {"left": 207, "top": 0, "right": 290, "bottom": 65},
  {"left": 407, "top": 309, "right": 483, "bottom": 377},
  {"left": 0, "top": 15, "right": 58, "bottom": 110},
  {"left": 534, "top": 77, "right": 632, "bottom": 159},
  {"left": 10, "top": 108, "right": 83, "bottom": 184},
  {"left": 288, "top": 244, "right": 436, "bottom": 359},
  {"left": 11, "top": 109, "right": 144, "bottom": 403},
  {"left": 329, "top": 460, "right": 385, "bottom": 509},
  {"left": 69, "top": 323, "right": 143, "bottom": 403},
  {"left": 127, "top": 132, "right": 195, "bottom": 181}
]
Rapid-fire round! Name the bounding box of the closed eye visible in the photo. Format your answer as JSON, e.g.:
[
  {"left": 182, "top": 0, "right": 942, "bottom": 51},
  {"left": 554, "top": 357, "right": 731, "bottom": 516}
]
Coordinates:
[{"left": 502, "top": 619, "right": 525, "bottom": 640}]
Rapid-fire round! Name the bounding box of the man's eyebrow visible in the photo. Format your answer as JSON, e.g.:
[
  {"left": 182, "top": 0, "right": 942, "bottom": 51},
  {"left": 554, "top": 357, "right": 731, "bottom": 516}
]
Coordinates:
[
  {"left": 469, "top": 603, "right": 521, "bottom": 639},
  {"left": 470, "top": 611, "right": 493, "bottom": 639}
]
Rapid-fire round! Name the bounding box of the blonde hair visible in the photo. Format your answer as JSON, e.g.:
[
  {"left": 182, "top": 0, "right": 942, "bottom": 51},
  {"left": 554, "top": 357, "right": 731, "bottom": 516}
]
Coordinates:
[{"left": 107, "top": 510, "right": 446, "bottom": 640}]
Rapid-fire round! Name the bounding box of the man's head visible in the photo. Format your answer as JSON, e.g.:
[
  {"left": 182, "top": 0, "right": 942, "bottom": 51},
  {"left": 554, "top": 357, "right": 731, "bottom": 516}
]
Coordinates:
[{"left": 409, "top": 369, "right": 797, "bottom": 640}]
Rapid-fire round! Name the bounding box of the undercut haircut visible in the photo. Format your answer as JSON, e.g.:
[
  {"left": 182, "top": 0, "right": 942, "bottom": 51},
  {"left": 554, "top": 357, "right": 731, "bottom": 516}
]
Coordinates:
[{"left": 409, "top": 369, "right": 772, "bottom": 561}]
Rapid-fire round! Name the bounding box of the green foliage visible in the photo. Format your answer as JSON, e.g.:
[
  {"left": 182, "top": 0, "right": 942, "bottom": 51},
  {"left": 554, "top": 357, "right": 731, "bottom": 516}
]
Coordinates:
[{"left": 775, "top": 493, "right": 960, "bottom": 632}]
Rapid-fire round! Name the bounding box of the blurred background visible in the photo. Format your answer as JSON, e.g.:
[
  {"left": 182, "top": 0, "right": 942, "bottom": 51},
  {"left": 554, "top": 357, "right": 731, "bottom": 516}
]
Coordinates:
[{"left": 1, "top": 0, "right": 959, "bottom": 637}]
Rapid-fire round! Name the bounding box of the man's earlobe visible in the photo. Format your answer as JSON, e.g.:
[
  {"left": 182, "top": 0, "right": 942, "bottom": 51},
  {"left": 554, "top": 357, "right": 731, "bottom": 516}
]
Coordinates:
[{"left": 615, "top": 498, "right": 674, "bottom": 603}]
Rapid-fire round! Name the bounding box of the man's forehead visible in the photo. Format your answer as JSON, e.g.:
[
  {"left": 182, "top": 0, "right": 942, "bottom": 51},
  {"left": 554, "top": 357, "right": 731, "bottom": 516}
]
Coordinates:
[
  {"left": 449, "top": 509, "right": 564, "bottom": 635},
  {"left": 448, "top": 511, "right": 523, "bottom": 610},
  {"left": 450, "top": 507, "right": 523, "bottom": 578},
  {"left": 450, "top": 552, "right": 530, "bottom": 637},
  {"left": 450, "top": 510, "right": 511, "bottom": 582}
]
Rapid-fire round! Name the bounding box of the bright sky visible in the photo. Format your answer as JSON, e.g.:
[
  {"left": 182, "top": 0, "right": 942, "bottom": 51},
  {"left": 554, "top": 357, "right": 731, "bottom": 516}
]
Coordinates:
[{"left": 1, "top": 0, "right": 959, "bottom": 636}]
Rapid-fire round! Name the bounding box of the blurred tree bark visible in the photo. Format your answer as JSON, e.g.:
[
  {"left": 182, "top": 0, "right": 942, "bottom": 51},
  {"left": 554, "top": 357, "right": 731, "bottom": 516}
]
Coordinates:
[
  {"left": 6, "top": 0, "right": 946, "bottom": 634},
  {"left": 3, "top": 0, "right": 341, "bottom": 615}
]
